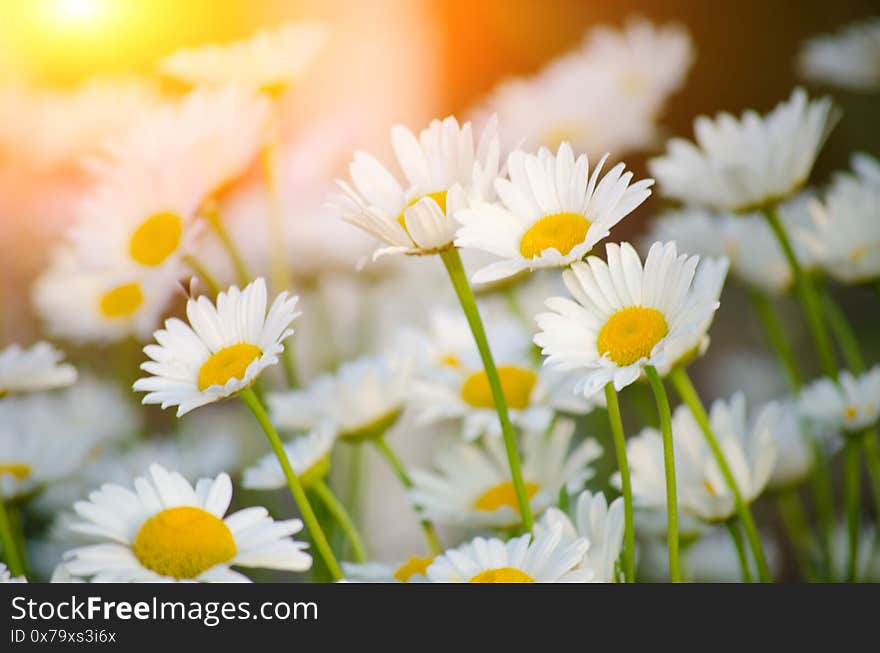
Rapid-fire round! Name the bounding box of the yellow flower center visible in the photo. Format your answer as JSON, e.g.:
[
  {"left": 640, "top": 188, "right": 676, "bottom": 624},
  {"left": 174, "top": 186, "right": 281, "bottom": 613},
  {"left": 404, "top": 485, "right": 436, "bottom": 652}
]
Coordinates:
[
  {"left": 474, "top": 481, "right": 540, "bottom": 513},
  {"left": 469, "top": 567, "right": 535, "bottom": 583},
  {"left": 129, "top": 212, "right": 183, "bottom": 267},
  {"left": 849, "top": 246, "right": 868, "bottom": 262},
  {"left": 460, "top": 365, "right": 538, "bottom": 410},
  {"left": 396, "top": 190, "right": 448, "bottom": 231},
  {"left": 132, "top": 506, "right": 236, "bottom": 579},
  {"left": 519, "top": 212, "right": 591, "bottom": 259},
  {"left": 703, "top": 480, "right": 718, "bottom": 497},
  {"left": 393, "top": 556, "right": 434, "bottom": 582},
  {"left": 844, "top": 405, "right": 858, "bottom": 421},
  {"left": 0, "top": 463, "right": 31, "bottom": 480},
  {"left": 597, "top": 307, "right": 669, "bottom": 366},
  {"left": 440, "top": 353, "right": 462, "bottom": 368},
  {"left": 197, "top": 343, "right": 262, "bottom": 391},
  {"left": 542, "top": 123, "right": 590, "bottom": 150},
  {"left": 620, "top": 71, "right": 648, "bottom": 96},
  {"left": 98, "top": 283, "right": 144, "bottom": 319}
]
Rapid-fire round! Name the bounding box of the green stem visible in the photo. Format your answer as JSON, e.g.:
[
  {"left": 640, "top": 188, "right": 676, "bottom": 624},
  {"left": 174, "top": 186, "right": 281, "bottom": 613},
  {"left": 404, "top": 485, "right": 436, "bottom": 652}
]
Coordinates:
[
  {"left": 0, "top": 487, "right": 25, "bottom": 578},
  {"left": 372, "top": 436, "right": 442, "bottom": 556},
  {"left": 810, "top": 438, "right": 835, "bottom": 581},
  {"left": 862, "top": 435, "right": 880, "bottom": 521},
  {"left": 311, "top": 479, "right": 368, "bottom": 563},
  {"left": 239, "top": 387, "right": 342, "bottom": 581},
  {"left": 440, "top": 248, "right": 534, "bottom": 531},
  {"left": 204, "top": 203, "right": 251, "bottom": 287},
  {"left": 725, "top": 519, "right": 753, "bottom": 583},
  {"left": 281, "top": 346, "right": 299, "bottom": 388},
  {"left": 748, "top": 289, "right": 802, "bottom": 388},
  {"left": 644, "top": 365, "right": 680, "bottom": 582},
  {"left": 183, "top": 255, "right": 222, "bottom": 297},
  {"left": 262, "top": 140, "right": 291, "bottom": 295},
  {"left": 762, "top": 207, "right": 838, "bottom": 379},
  {"left": 776, "top": 490, "right": 816, "bottom": 582},
  {"left": 844, "top": 436, "right": 861, "bottom": 582},
  {"left": 669, "top": 367, "right": 772, "bottom": 582},
  {"left": 604, "top": 383, "right": 635, "bottom": 583}
]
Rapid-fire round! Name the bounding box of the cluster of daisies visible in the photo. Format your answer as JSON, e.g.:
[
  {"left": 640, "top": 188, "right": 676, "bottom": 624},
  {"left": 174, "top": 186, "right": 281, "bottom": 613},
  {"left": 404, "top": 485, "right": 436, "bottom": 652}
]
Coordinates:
[{"left": 1, "top": 14, "right": 879, "bottom": 585}]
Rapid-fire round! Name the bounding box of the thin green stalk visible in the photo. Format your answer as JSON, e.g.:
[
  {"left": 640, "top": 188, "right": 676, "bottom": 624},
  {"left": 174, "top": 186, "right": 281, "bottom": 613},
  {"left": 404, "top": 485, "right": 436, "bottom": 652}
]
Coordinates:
[
  {"left": 776, "top": 490, "right": 816, "bottom": 582},
  {"left": 204, "top": 203, "right": 251, "bottom": 286},
  {"left": 748, "top": 289, "right": 802, "bottom": 388},
  {"left": 644, "top": 365, "right": 680, "bottom": 582},
  {"left": 762, "top": 207, "right": 837, "bottom": 379},
  {"left": 604, "top": 383, "right": 635, "bottom": 583},
  {"left": 372, "top": 436, "right": 442, "bottom": 556},
  {"left": 810, "top": 438, "right": 835, "bottom": 581},
  {"left": 262, "top": 140, "right": 291, "bottom": 296},
  {"left": 863, "top": 436, "right": 880, "bottom": 520},
  {"left": 844, "top": 437, "right": 861, "bottom": 582},
  {"left": 281, "top": 346, "right": 299, "bottom": 388},
  {"left": 239, "top": 387, "right": 342, "bottom": 580},
  {"left": 312, "top": 479, "right": 368, "bottom": 563},
  {"left": 0, "top": 487, "right": 25, "bottom": 578},
  {"left": 440, "top": 248, "right": 534, "bottom": 531},
  {"left": 725, "top": 519, "right": 753, "bottom": 583},
  {"left": 183, "top": 255, "right": 221, "bottom": 297},
  {"left": 669, "top": 367, "right": 772, "bottom": 582}
]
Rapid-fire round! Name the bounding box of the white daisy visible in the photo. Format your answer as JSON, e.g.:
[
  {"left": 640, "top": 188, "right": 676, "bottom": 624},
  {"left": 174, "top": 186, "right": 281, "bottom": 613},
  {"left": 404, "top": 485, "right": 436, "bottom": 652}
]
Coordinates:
[
  {"left": 0, "top": 563, "right": 26, "bottom": 583},
  {"left": 64, "top": 464, "right": 311, "bottom": 582},
  {"left": 852, "top": 152, "right": 880, "bottom": 185},
  {"left": 0, "top": 341, "right": 76, "bottom": 395},
  {"left": 534, "top": 241, "right": 721, "bottom": 398},
  {"left": 243, "top": 424, "right": 335, "bottom": 490},
  {"left": 799, "top": 366, "right": 880, "bottom": 434},
  {"left": 342, "top": 556, "right": 433, "bottom": 583},
  {"left": 648, "top": 88, "right": 838, "bottom": 212},
  {"left": 684, "top": 527, "right": 779, "bottom": 582},
  {"left": 456, "top": 142, "right": 653, "bottom": 283},
  {"left": 536, "top": 490, "right": 625, "bottom": 583},
  {"left": 134, "top": 278, "right": 299, "bottom": 417},
  {"left": 160, "top": 21, "right": 328, "bottom": 92},
  {"left": 409, "top": 419, "right": 601, "bottom": 528},
  {"left": 425, "top": 523, "right": 591, "bottom": 582},
  {"left": 797, "top": 18, "right": 880, "bottom": 91},
  {"left": 625, "top": 393, "right": 779, "bottom": 523},
  {"left": 768, "top": 401, "right": 815, "bottom": 491},
  {"left": 641, "top": 208, "right": 734, "bottom": 262},
  {"left": 334, "top": 115, "right": 501, "bottom": 260},
  {"left": 267, "top": 351, "right": 413, "bottom": 442}
]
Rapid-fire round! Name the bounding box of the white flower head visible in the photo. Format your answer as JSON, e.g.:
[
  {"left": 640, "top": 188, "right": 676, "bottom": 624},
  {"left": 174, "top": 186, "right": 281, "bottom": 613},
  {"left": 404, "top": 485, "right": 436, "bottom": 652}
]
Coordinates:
[
  {"left": 768, "top": 400, "right": 815, "bottom": 491},
  {"left": 0, "top": 563, "right": 26, "bottom": 583},
  {"left": 800, "top": 366, "right": 880, "bottom": 434},
  {"left": 852, "top": 152, "right": 880, "bottom": 185},
  {"left": 134, "top": 278, "right": 299, "bottom": 416},
  {"left": 242, "top": 423, "right": 336, "bottom": 490},
  {"left": 0, "top": 342, "right": 77, "bottom": 395},
  {"left": 64, "top": 464, "right": 311, "bottom": 582},
  {"left": 797, "top": 18, "right": 880, "bottom": 91},
  {"left": 342, "top": 556, "right": 434, "bottom": 583}
]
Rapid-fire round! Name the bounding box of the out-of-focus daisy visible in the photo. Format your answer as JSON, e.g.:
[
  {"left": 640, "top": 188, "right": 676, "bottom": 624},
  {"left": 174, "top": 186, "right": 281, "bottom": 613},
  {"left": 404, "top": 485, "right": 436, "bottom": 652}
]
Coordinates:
[
  {"left": 800, "top": 366, "right": 880, "bottom": 434},
  {"left": 455, "top": 142, "right": 653, "bottom": 283},
  {"left": 409, "top": 419, "right": 601, "bottom": 528},
  {"left": 268, "top": 351, "right": 413, "bottom": 442},
  {"left": 797, "top": 18, "right": 880, "bottom": 91},
  {"left": 243, "top": 424, "right": 335, "bottom": 490},
  {"left": 0, "top": 341, "right": 76, "bottom": 395},
  {"left": 134, "top": 278, "right": 299, "bottom": 416},
  {"left": 649, "top": 88, "right": 838, "bottom": 212},
  {"left": 0, "top": 563, "right": 26, "bottom": 583},
  {"left": 852, "top": 152, "right": 880, "bottom": 185},
  {"left": 535, "top": 241, "right": 721, "bottom": 398},
  {"left": 641, "top": 208, "right": 734, "bottom": 262},
  {"left": 768, "top": 401, "right": 815, "bottom": 491},
  {"left": 537, "top": 490, "right": 625, "bottom": 583},
  {"left": 425, "top": 523, "right": 591, "bottom": 582},
  {"left": 335, "top": 115, "right": 500, "bottom": 261},
  {"left": 64, "top": 464, "right": 311, "bottom": 582},
  {"left": 160, "top": 21, "right": 328, "bottom": 92},
  {"left": 342, "top": 556, "right": 433, "bottom": 583},
  {"left": 827, "top": 524, "right": 880, "bottom": 581},
  {"left": 625, "top": 393, "right": 779, "bottom": 522},
  {"left": 685, "top": 528, "right": 779, "bottom": 582}
]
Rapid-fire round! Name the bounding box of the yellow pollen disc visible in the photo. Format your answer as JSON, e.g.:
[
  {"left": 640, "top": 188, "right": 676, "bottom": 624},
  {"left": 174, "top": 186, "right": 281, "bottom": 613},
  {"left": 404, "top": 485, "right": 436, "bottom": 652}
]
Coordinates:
[
  {"left": 440, "top": 353, "right": 462, "bottom": 368},
  {"left": 460, "top": 365, "right": 538, "bottom": 410},
  {"left": 474, "top": 481, "right": 539, "bottom": 513},
  {"left": 0, "top": 463, "right": 31, "bottom": 480},
  {"left": 542, "top": 122, "right": 590, "bottom": 150},
  {"left": 393, "top": 556, "right": 434, "bottom": 582},
  {"left": 519, "top": 212, "right": 591, "bottom": 259},
  {"left": 396, "top": 190, "right": 448, "bottom": 231},
  {"left": 99, "top": 283, "right": 144, "bottom": 319},
  {"left": 620, "top": 71, "right": 648, "bottom": 96},
  {"left": 469, "top": 567, "right": 535, "bottom": 583},
  {"left": 849, "top": 246, "right": 867, "bottom": 262},
  {"left": 197, "top": 343, "right": 262, "bottom": 391},
  {"left": 703, "top": 480, "right": 718, "bottom": 497},
  {"left": 597, "top": 307, "right": 669, "bottom": 366},
  {"left": 132, "top": 507, "right": 236, "bottom": 580},
  {"left": 844, "top": 405, "right": 858, "bottom": 421},
  {"left": 129, "top": 212, "right": 183, "bottom": 266}
]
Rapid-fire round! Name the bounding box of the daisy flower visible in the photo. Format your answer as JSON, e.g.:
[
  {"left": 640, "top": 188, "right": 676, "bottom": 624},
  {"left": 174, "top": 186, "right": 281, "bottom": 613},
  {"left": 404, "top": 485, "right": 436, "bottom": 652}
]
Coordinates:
[
  {"left": 408, "top": 419, "right": 601, "bottom": 528},
  {"left": 456, "top": 142, "right": 653, "bottom": 283},
  {"left": 797, "top": 18, "right": 880, "bottom": 91},
  {"left": 342, "top": 556, "right": 433, "bottom": 583},
  {"left": 334, "top": 115, "right": 501, "bottom": 260},
  {"left": 0, "top": 341, "right": 76, "bottom": 395},
  {"left": 799, "top": 366, "right": 880, "bottom": 434},
  {"left": 683, "top": 528, "right": 779, "bottom": 582},
  {"left": 852, "top": 152, "right": 880, "bottom": 185},
  {"left": 267, "top": 351, "right": 413, "bottom": 442},
  {"left": 641, "top": 208, "right": 734, "bottom": 263},
  {"left": 534, "top": 241, "right": 721, "bottom": 398},
  {"left": 625, "top": 393, "right": 779, "bottom": 523},
  {"left": 134, "top": 278, "right": 299, "bottom": 417},
  {"left": 648, "top": 88, "right": 838, "bottom": 212},
  {"left": 536, "top": 490, "right": 625, "bottom": 583},
  {"left": 0, "top": 563, "right": 26, "bottom": 583},
  {"left": 64, "top": 464, "right": 311, "bottom": 582},
  {"left": 243, "top": 424, "right": 335, "bottom": 490},
  {"left": 425, "top": 522, "right": 591, "bottom": 582},
  {"left": 768, "top": 401, "right": 815, "bottom": 491},
  {"left": 160, "top": 21, "right": 328, "bottom": 92}
]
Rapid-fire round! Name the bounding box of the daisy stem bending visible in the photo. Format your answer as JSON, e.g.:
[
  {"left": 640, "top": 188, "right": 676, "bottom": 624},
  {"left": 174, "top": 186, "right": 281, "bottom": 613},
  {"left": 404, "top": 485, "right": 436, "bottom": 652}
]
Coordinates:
[
  {"left": 725, "top": 519, "right": 752, "bottom": 583},
  {"left": 644, "top": 365, "right": 680, "bottom": 582},
  {"left": 748, "top": 289, "right": 802, "bottom": 388},
  {"left": 182, "top": 255, "right": 222, "bottom": 297},
  {"left": 311, "top": 479, "right": 368, "bottom": 563},
  {"left": 440, "top": 248, "right": 534, "bottom": 531},
  {"left": 762, "top": 207, "right": 838, "bottom": 380},
  {"left": 776, "top": 490, "right": 817, "bottom": 582},
  {"left": 372, "top": 436, "right": 442, "bottom": 556},
  {"left": 668, "top": 367, "right": 772, "bottom": 582},
  {"left": 204, "top": 203, "right": 252, "bottom": 287},
  {"left": 604, "top": 383, "right": 635, "bottom": 583},
  {"left": 844, "top": 436, "right": 862, "bottom": 582},
  {"left": 239, "top": 387, "right": 343, "bottom": 581},
  {"left": 0, "top": 488, "right": 25, "bottom": 577}
]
